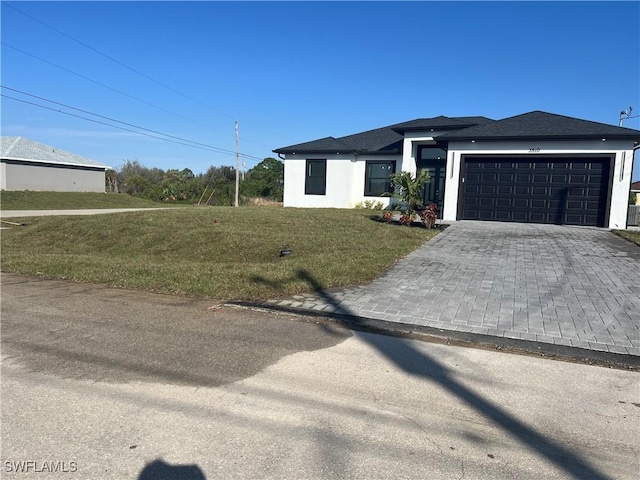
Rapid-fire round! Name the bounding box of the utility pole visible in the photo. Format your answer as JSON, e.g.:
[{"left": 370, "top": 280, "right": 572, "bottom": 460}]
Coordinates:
[
  {"left": 235, "top": 120, "right": 239, "bottom": 207},
  {"left": 619, "top": 107, "right": 633, "bottom": 127}
]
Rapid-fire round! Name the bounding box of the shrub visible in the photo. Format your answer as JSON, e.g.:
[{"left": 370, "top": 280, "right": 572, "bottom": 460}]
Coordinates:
[
  {"left": 356, "top": 200, "right": 386, "bottom": 210},
  {"left": 420, "top": 203, "right": 438, "bottom": 228},
  {"left": 399, "top": 213, "right": 413, "bottom": 226},
  {"left": 382, "top": 211, "right": 393, "bottom": 223}
]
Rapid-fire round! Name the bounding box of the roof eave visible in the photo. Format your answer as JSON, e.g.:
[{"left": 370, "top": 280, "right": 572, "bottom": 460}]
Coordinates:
[
  {"left": 1, "top": 156, "right": 111, "bottom": 170},
  {"left": 272, "top": 149, "right": 359, "bottom": 155}
]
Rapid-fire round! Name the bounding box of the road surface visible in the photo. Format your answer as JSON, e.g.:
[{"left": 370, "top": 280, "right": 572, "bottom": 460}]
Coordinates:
[{"left": 1, "top": 274, "right": 638, "bottom": 479}]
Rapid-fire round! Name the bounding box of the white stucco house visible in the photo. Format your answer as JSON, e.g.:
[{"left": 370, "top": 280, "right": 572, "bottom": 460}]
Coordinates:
[
  {"left": 0, "top": 136, "right": 112, "bottom": 192},
  {"left": 274, "top": 111, "right": 640, "bottom": 229}
]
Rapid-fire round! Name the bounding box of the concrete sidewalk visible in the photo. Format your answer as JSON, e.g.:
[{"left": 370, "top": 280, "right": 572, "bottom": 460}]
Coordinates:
[
  {"left": 264, "top": 221, "right": 640, "bottom": 356},
  {"left": 1, "top": 208, "right": 175, "bottom": 218}
]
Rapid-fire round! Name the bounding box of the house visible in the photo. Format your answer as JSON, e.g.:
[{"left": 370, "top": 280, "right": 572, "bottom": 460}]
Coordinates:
[
  {"left": 1, "top": 136, "right": 112, "bottom": 193},
  {"left": 631, "top": 181, "right": 640, "bottom": 206},
  {"left": 274, "top": 111, "right": 640, "bottom": 229}
]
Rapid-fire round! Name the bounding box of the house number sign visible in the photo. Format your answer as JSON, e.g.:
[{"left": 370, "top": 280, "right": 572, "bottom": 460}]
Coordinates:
[{"left": 528, "top": 148, "right": 541, "bottom": 153}]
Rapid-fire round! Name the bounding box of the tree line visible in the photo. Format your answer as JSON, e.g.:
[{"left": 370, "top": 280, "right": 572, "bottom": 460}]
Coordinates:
[{"left": 106, "top": 157, "right": 284, "bottom": 205}]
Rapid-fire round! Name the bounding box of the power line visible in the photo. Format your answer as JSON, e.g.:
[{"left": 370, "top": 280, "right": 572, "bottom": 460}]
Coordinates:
[
  {"left": 1, "top": 42, "right": 237, "bottom": 138},
  {"left": 2, "top": 43, "right": 278, "bottom": 152},
  {"left": 3, "top": 1, "right": 235, "bottom": 121},
  {"left": 3, "top": 2, "right": 297, "bottom": 144},
  {"left": 0, "top": 85, "right": 260, "bottom": 158},
  {"left": 2, "top": 93, "right": 228, "bottom": 154},
  {"left": 1, "top": 92, "right": 264, "bottom": 160}
]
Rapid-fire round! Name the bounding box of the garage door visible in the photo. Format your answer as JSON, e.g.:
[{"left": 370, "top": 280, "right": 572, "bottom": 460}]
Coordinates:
[{"left": 460, "top": 157, "right": 610, "bottom": 227}]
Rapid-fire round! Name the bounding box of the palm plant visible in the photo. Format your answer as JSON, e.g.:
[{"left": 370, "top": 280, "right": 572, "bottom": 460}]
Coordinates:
[{"left": 389, "top": 170, "right": 430, "bottom": 223}]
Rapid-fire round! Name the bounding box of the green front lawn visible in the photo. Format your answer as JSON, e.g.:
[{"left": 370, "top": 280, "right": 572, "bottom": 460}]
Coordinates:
[
  {"left": 0, "top": 207, "right": 440, "bottom": 300},
  {"left": 1, "top": 191, "right": 168, "bottom": 210}
]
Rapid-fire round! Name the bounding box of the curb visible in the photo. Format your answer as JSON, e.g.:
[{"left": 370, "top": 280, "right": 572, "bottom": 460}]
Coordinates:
[{"left": 227, "top": 301, "right": 640, "bottom": 371}]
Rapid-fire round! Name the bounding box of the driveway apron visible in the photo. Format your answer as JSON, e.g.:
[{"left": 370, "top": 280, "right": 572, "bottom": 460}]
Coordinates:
[{"left": 270, "top": 221, "right": 640, "bottom": 356}]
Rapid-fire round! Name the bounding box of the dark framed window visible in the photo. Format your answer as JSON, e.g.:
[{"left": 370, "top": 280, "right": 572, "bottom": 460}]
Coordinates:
[
  {"left": 305, "top": 159, "right": 326, "bottom": 195},
  {"left": 364, "top": 160, "right": 396, "bottom": 196}
]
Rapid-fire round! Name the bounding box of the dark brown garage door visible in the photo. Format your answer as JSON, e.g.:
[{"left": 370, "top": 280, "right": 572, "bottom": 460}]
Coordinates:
[{"left": 460, "top": 157, "right": 610, "bottom": 227}]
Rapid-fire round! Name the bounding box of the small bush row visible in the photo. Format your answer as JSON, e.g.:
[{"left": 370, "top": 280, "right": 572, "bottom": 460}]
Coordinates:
[
  {"left": 382, "top": 203, "right": 439, "bottom": 229},
  {"left": 354, "top": 200, "right": 385, "bottom": 210}
]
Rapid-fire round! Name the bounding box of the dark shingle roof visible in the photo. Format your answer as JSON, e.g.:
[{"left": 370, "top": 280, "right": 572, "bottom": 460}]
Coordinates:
[
  {"left": 437, "top": 111, "right": 640, "bottom": 141},
  {"left": 631, "top": 181, "right": 640, "bottom": 192},
  {"left": 273, "top": 116, "right": 491, "bottom": 154},
  {"left": 274, "top": 111, "right": 640, "bottom": 154},
  {"left": 273, "top": 136, "right": 355, "bottom": 154},
  {"left": 274, "top": 126, "right": 404, "bottom": 155},
  {"left": 390, "top": 116, "right": 494, "bottom": 132},
  {"left": 337, "top": 126, "right": 403, "bottom": 153}
]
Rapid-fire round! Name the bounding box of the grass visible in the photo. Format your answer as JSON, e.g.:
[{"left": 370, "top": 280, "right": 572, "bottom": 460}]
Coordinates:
[
  {"left": 1, "top": 191, "right": 168, "bottom": 210},
  {"left": 0, "top": 207, "right": 441, "bottom": 300},
  {"left": 613, "top": 229, "right": 640, "bottom": 246}
]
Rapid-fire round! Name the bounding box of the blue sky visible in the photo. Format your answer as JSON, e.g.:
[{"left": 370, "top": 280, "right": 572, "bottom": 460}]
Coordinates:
[{"left": 2, "top": 1, "right": 639, "bottom": 179}]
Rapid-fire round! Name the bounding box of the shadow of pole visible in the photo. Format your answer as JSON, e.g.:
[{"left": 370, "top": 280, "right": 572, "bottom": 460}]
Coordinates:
[{"left": 251, "top": 269, "right": 612, "bottom": 480}]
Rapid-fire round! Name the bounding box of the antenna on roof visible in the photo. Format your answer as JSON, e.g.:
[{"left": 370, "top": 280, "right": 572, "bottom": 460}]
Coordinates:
[{"left": 619, "top": 106, "right": 633, "bottom": 126}]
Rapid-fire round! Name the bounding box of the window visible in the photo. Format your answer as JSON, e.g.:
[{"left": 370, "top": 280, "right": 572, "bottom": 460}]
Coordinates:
[
  {"left": 365, "top": 161, "right": 395, "bottom": 196},
  {"left": 305, "top": 159, "right": 326, "bottom": 195}
]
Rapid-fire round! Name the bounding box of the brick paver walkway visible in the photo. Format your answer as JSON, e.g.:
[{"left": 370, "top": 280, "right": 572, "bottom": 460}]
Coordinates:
[{"left": 268, "top": 222, "right": 640, "bottom": 356}]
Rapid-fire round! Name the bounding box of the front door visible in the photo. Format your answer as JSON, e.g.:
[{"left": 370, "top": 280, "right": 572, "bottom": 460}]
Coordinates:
[{"left": 417, "top": 146, "right": 446, "bottom": 218}]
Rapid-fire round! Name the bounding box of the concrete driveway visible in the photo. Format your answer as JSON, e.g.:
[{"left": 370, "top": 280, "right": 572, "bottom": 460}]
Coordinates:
[{"left": 268, "top": 221, "right": 640, "bottom": 356}]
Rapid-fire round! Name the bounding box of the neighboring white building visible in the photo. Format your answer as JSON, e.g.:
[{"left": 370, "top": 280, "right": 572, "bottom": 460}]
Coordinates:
[
  {"left": 1, "top": 136, "right": 111, "bottom": 193},
  {"left": 631, "top": 181, "right": 640, "bottom": 206},
  {"left": 274, "top": 111, "right": 640, "bottom": 229}
]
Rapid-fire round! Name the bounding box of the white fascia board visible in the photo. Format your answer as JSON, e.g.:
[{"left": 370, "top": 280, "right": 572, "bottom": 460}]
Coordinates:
[
  {"left": 447, "top": 138, "right": 635, "bottom": 153},
  {"left": 1, "top": 156, "right": 111, "bottom": 170}
]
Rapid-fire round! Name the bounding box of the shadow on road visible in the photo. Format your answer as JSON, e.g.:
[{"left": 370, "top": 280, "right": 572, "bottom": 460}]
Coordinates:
[
  {"left": 138, "top": 459, "right": 206, "bottom": 480},
  {"left": 251, "top": 269, "right": 611, "bottom": 480}
]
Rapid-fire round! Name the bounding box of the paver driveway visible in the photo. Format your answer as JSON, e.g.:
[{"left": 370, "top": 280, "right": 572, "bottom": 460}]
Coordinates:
[{"left": 269, "top": 221, "right": 640, "bottom": 356}]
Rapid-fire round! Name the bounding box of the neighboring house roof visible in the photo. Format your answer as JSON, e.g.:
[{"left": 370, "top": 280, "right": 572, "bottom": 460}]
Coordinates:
[
  {"left": 274, "top": 111, "right": 640, "bottom": 155},
  {"left": 631, "top": 181, "right": 640, "bottom": 192},
  {"left": 438, "top": 111, "right": 640, "bottom": 141},
  {"left": 1, "top": 136, "right": 111, "bottom": 169}
]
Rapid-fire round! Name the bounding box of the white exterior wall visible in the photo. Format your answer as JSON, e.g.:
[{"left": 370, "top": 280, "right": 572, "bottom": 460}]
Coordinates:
[
  {"left": 400, "top": 130, "right": 450, "bottom": 174},
  {"left": 1, "top": 161, "right": 106, "bottom": 192},
  {"left": 283, "top": 154, "right": 356, "bottom": 208},
  {"left": 443, "top": 139, "right": 636, "bottom": 229},
  {"left": 282, "top": 135, "right": 636, "bottom": 227},
  {"left": 283, "top": 153, "right": 400, "bottom": 208},
  {"left": 352, "top": 154, "right": 401, "bottom": 208}
]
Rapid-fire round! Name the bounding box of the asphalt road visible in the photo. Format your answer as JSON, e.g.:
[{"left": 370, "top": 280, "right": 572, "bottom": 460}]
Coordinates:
[{"left": 1, "top": 274, "right": 639, "bottom": 479}]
